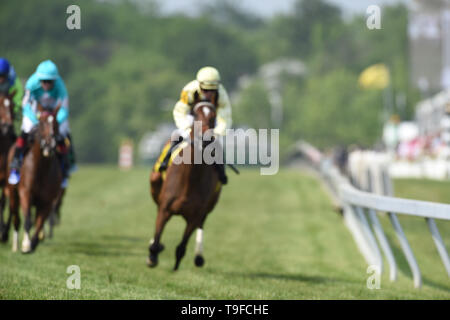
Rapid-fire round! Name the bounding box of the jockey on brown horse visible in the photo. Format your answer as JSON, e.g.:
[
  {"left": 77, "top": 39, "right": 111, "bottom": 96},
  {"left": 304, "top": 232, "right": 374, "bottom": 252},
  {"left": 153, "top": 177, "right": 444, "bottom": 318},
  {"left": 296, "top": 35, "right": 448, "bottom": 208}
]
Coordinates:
[
  {"left": 7, "top": 103, "right": 63, "bottom": 253},
  {"left": 0, "top": 58, "right": 23, "bottom": 243},
  {"left": 157, "top": 66, "right": 232, "bottom": 184},
  {"left": 8, "top": 60, "right": 77, "bottom": 189},
  {"left": 148, "top": 66, "right": 232, "bottom": 270}
]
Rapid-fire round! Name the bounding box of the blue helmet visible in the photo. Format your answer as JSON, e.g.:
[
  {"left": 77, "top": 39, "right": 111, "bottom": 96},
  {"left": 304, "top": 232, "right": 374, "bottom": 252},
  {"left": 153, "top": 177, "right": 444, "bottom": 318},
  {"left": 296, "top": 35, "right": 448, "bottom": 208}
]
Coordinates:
[
  {"left": 0, "top": 58, "right": 10, "bottom": 76},
  {"left": 36, "top": 60, "right": 59, "bottom": 81}
]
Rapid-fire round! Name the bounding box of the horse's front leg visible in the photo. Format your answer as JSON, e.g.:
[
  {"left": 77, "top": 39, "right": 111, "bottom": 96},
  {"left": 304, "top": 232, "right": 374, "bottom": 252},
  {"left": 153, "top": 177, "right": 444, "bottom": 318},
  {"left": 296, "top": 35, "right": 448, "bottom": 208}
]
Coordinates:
[
  {"left": 194, "top": 228, "right": 205, "bottom": 267},
  {"left": 9, "top": 187, "right": 20, "bottom": 252},
  {"left": 194, "top": 213, "right": 210, "bottom": 267},
  {"left": 48, "top": 209, "right": 55, "bottom": 239},
  {"left": 20, "top": 193, "right": 33, "bottom": 253},
  {"left": 30, "top": 204, "right": 52, "bottom": 252},
  {"left": 147, "top": 207, "right": 171, "bottom": 268},
  {"left": 174, "top": 221, "right": 197, "bottom": 271}
]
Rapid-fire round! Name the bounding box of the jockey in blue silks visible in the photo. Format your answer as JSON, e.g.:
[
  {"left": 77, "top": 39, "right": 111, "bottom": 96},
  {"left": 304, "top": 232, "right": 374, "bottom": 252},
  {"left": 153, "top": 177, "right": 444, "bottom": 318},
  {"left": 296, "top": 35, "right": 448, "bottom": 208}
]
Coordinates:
[
  {"left": 8, "top": 60, "right": 76, "bottom": 188},
  {"left": 0, "top": 57, "right": 24, "bottom": 113}
]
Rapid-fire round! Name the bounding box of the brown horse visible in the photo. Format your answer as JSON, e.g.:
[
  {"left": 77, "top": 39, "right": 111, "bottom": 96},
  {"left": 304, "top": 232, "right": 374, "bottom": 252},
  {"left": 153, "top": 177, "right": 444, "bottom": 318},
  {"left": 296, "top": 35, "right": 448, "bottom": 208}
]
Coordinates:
[
  {"left": 0, "top": 91, "right": 17, "bottom": 243},
  {"left": 7, "top": 103, "right": 63, "bottom": 253},
  {"left": 148, "top": 101, "right": 223, "bottom": 270}
]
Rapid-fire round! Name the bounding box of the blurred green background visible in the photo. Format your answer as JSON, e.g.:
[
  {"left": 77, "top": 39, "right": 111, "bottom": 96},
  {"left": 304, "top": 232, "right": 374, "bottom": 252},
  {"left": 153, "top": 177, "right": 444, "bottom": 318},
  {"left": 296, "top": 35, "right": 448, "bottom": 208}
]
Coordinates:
[{"left": 0, "top": 0, "right": 418, "bottom": 163}]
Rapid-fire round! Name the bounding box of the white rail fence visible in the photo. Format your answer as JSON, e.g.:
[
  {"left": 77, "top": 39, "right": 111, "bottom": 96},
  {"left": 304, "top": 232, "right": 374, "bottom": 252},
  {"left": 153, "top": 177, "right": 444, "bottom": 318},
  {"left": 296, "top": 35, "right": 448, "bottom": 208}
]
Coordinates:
[{"left": 295, "top": 141, "right": 450, "bottom": 288}]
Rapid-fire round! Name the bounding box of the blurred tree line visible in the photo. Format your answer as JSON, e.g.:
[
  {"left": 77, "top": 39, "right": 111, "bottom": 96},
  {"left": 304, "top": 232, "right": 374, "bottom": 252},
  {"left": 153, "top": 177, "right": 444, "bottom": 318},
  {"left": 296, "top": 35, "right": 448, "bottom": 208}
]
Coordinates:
[{"left": 1, "top": 0, "right": 417, "bottom": 163}]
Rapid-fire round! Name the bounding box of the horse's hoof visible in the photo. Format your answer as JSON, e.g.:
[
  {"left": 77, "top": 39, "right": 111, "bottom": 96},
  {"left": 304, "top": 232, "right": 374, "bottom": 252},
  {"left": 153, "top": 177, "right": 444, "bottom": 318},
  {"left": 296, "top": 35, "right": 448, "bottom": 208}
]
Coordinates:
[
  {"left": 21, "top": 247, "right": 34, "bottom": 254},
  {"left": 38, "top": 230, "right": 45, "bottom": 241},
  {"left": 149, "top": 241, "right": 165, "bottom": 253},
  {"left": 21, "top": 240, "right": 31, "bottom": 253},
  {"left": 146, "top": 256, "right": 158, "bottom": 268},
  {"left": 194, "top": 255, "right": 205, "bottom": 267},
  {"left": 31, "top": 238, "right": 39, "bottom": 251},
  {"left": 1, "top": 232, "right": 8, "bottom": 243}
]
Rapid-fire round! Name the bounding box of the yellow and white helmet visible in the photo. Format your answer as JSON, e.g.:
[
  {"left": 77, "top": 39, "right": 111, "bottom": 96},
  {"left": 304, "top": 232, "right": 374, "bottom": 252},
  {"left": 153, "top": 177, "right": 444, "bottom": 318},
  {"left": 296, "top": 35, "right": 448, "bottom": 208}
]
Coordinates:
[{"left": 197, "top": 66, "right": 221, "bottom": 90}]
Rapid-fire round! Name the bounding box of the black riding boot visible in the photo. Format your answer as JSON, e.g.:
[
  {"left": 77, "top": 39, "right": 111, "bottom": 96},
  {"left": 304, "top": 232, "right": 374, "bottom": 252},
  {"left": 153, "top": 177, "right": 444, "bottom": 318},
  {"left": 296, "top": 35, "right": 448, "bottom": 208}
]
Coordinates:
[
  {"left": 56, "top": 144, "right": 70, "bottom": 189},
  {"left": 55, "top": 135, "right": 70, "bottom": 188},
  {"left": 215, "top": 163, "right": 228, "bottom": 185},
  {"left": 10, "top": 147, "right": 23, "bottom": 171},
  {"left": 159, "top": 137, "right": 183, "bottom": 172},
  {"left": 8, "top": 132, "right": 28, "bottom": 185},
  {"left": 10, "top": 132, "right": 29, "bottom": 170},
  {"left": 67, "top": 133, "right": 77, "bottom": 170},
  {"left": 58, "top": 152, "right": 70, "bottom": 179}
]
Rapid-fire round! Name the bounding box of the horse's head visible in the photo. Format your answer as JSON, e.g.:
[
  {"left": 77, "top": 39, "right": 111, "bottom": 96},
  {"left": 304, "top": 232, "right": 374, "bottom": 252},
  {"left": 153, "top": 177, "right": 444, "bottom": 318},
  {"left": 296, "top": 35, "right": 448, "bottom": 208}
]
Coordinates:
[
  {"left": 192, "top": 100, "right": 216, "bottom": 134},
  {"left": 36, "top": 103, "right": 60, "bottom": 157},
  {"left": 0, "top": 90, "right": 15, "bottom": 135}
]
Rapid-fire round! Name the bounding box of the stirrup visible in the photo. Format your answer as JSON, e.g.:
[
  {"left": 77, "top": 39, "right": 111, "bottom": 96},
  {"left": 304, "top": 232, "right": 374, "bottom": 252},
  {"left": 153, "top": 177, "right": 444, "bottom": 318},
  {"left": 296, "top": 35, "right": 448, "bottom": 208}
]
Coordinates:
[{"left": 8, "top": 169, "right": 20, "bottom": 185}]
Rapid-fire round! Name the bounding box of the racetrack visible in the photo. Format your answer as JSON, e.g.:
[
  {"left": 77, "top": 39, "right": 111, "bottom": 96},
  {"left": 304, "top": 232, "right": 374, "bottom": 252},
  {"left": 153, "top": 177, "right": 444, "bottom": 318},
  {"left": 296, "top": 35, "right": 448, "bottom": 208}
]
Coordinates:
[{"left": 0, "top": 166, "right": 449, "bottom": 299}]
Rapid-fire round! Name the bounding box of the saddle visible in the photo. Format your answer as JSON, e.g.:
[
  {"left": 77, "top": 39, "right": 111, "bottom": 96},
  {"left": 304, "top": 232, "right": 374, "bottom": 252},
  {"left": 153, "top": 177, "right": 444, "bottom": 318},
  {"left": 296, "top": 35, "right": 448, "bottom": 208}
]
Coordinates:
[{"left": 153, "top": 140, "right": 189, "bottom": 180}]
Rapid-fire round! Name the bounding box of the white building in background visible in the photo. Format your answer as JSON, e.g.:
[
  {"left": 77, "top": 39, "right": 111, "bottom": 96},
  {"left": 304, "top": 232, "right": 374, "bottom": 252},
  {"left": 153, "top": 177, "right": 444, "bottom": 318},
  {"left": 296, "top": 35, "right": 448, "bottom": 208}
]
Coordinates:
[
  {"left": 409, "top": 0, "right": 450, "bottom": 94},
  {"left": 415, "top": 89, "right": 450, "bottom": 140},
  {"left": 139, "top": 123, "right": 176, "bottom": 163}
]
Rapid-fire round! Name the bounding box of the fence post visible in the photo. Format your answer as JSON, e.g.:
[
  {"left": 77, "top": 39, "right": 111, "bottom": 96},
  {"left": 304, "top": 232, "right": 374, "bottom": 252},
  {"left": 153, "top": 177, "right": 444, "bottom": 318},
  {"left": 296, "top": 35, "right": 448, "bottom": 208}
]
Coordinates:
[
  {"left": 366, "top": 168, "right": 397, "bottom": 281},
  {"left": 342, "top": 204, "right": 381, "bottom": 267},
  {"left": 425, "top": 218, "right": 450, "bottom": 277},
  {"left": 382, "top": 169, "right": 422, "bottom": 288}
]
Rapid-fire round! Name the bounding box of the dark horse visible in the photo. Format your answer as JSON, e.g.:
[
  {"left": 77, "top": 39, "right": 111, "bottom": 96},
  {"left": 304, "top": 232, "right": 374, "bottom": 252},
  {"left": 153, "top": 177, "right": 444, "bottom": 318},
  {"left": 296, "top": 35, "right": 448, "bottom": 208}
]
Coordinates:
[
  {"left": 7, "top": 103, "right": 63, "bottom": 253},
  {"left": 0, "top": 91, "right": 17, "bottom": 243},
  {"left": 149, "top": 100, "right": 223, "bottom": 270}
]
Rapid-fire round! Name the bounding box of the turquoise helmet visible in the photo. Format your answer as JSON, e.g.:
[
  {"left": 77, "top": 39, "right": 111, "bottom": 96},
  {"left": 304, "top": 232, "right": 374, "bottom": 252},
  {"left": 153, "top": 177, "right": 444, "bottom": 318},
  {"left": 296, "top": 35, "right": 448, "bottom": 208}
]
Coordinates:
[{"left": 36, "top": 60, "right": 59, "bottom": 81}]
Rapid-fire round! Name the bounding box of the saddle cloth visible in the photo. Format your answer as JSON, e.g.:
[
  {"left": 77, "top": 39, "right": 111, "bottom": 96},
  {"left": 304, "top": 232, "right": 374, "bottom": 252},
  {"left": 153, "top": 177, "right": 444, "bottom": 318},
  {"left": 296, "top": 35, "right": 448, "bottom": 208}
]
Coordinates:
[{"left": 153, "top": 140, "right": 222, "bottom": 192}]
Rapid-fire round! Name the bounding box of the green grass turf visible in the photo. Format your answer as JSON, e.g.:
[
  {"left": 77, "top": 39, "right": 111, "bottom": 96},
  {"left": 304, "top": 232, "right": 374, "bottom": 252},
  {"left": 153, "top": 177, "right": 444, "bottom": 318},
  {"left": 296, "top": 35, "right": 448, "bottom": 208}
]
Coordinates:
[{"left": 0, "top": 166, "right": 449, "bottom": 299}]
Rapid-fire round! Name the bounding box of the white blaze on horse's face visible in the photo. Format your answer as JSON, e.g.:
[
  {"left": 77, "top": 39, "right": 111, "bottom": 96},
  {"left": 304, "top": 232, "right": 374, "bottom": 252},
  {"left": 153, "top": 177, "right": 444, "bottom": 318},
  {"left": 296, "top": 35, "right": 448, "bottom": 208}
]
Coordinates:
[
  {"left": 4, "top": 99, "right": 10, "bottom": 108},
  {"left": 48, "top": 115, "right": 54, "bottom": 123},
  {"left": 203, "top": 106, "right": 210, "bottom": 117}
]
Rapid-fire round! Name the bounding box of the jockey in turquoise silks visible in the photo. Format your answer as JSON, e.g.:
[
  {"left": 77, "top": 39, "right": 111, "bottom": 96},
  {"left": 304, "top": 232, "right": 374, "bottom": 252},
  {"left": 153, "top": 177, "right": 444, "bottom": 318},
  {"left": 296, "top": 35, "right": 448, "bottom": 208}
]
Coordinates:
[{"left": 8, "top": 60, "right": 77, "bottom": 188}]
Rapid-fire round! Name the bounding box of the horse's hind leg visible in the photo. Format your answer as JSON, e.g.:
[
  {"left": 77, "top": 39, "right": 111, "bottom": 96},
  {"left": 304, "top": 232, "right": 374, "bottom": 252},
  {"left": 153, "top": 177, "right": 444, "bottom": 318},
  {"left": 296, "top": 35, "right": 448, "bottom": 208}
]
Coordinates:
[
  {"left": 174, "top": 221, "right": 196, "bottom": 271},
  {"left": 147, "top": 208, "right": 170, "bottom": 268},
  {"left": 0, "top": 189, "right": 9, "bottom": 242}
]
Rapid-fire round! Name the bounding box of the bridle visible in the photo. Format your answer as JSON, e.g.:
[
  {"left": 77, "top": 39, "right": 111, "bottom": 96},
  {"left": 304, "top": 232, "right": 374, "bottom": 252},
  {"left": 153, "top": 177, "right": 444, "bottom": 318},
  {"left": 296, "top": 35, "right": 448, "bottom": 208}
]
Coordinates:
[
  {"left": 193, "top": 101, "right": 216, "bottom": 114},
  {"left": 36, "top": 108, "right": 59, "bottom": 157},
  {"left": 0, "top": 96, "right": 14, "bottom": 136},
  {"left": 190, "top": 101, "right": 217, "bottom": 148}
]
